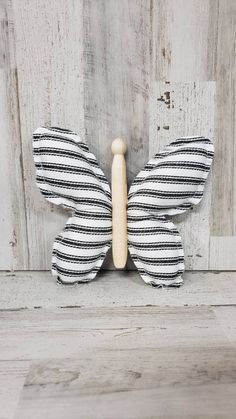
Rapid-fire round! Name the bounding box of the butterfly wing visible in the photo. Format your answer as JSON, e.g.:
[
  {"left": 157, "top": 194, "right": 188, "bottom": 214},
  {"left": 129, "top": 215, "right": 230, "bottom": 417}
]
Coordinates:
[
  {"left": 128, "top": 136, "right": 214, "bottom": 287},
  {"left": 33, "top": 126, "right": 112, "bottom": 283}
]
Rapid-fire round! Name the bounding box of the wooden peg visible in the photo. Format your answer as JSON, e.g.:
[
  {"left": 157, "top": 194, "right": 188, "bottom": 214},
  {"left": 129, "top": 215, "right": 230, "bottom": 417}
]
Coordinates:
[{"left": 111, "top": 138, "right": 128, "bottom": 268}]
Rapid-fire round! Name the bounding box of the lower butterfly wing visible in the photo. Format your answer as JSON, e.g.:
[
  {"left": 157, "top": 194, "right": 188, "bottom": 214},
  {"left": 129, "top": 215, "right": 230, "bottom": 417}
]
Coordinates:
[
  {"left": 128, "top": 212, "right": 184, "bottom": 287},
  {"left": 33, "top": 126, "right": 112, "bottom": 283},
  {"left": 128, "top": 136, "right": 214, "bottom": 286},
  {"left": 52, "top": 208, "right": 112, "bottom": 284}
]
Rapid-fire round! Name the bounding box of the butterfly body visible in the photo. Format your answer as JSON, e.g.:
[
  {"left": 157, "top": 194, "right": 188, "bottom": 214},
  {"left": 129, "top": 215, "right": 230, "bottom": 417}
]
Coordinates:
[
  {"left": 111, "top": 138, "right": 128, "bottom": 269},
  {"left": 33, "top": 127, "right": 213, "bottom": 287}
]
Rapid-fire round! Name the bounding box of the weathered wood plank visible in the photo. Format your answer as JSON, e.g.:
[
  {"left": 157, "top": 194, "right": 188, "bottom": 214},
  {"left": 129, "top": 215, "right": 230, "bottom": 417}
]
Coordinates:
[
  {"left": 11, "top": 0, "right": 150, "bottom": 270},
  {"left": 0, "top": 360, "right": 29, "bottom": 419},
  {"left": 210, "top": 236, "right": 236, "bottom": 269},
  {"left": 15, "top": 347, "right": 236, "bottom": 418},
  {"left": 0, "top": 0, "right": 232, "bottom": 273},
  {"left": 0, "top": 306, "right": 229, "bottom": 361},
  {"left": 0, "top": 270, "right": 236, "bottom": 309},
  {"left": 150, "top": 0, "right": 213, "bottom": 81},
  {"left": 15, "top": 382, "right": 236, "bottom": 419},
  {"left": 213, "top": 306, "right": 236, "bottom": 346},
  {"left": 149, "top": 82, "right": 215, "bottom": 269},
  {"left": 83, "top": 0, "right": 150, "bottom": 183},
  {"left": 0, "top": 1, "right": 28, "bottom": 269},
  {"left": 19, "top": 347, "right": 236, "bottom": 396},
  {"left": 83, "top": 0, "right": 150, "bottom": 269},
  {"left": 210, "top": 0, "right": 236, "bottom": 236},
  {"left": 12, "top": 0, "right": 85, "bottom": 269}
]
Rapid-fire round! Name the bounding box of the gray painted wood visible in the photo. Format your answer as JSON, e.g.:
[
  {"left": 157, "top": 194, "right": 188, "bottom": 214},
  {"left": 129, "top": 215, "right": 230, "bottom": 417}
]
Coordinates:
[
  {"left": 0, "top": 2, "right": 28, "bottom": 270},
  {"left": 15, "top": 384, "right": 236, "bottom": 419},
  {"left": 0, "top": 360, "right": 29, "bottom": 419},
  {"left": 82, "top": 0, "right": 150, "bottom": 269},
  {"left": 12, "top": 0, "right": 85, "bottom": 269},
  {"left": 210, "top": 0, "right": 236, "bottom": 237},
  {"left": 0, "top": 270, "right": 236, "bottom": 418},
  {"left": 15, "top": 350, "right": 236, "bottom": 418},
  {"left": 214, "top": 306, "right": 236, "bottom": 345},
  {"left": 150, "top": 0, "right": 213, "bottom": 81},
  {"left": 0, "top": 270, "right": 236, "bottom": 309},
  {"left": 0, "top": 300, "right": 234, "bottom": 418},
  {"left": 0, "top": 0, "right": 235, "bottom": 269},
  {"left": 0, "top": 305, "right": 229, "bottom": 361}
]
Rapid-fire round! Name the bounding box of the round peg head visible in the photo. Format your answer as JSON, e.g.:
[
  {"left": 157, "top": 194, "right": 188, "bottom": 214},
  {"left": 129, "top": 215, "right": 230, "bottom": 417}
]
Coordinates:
[{"left": 111, "top": 138, "right": 127, "bottom": 155}]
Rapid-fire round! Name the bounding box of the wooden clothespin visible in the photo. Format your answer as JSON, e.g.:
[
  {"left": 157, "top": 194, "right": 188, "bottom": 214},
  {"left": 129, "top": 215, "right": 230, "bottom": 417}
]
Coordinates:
[{"left": 111, "top": 138, "right": 128, "bottom": 268}]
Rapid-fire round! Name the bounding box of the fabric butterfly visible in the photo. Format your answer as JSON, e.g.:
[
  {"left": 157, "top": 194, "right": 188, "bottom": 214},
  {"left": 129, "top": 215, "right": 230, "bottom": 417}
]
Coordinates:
[{"left": 33, "top": 127, "right": 214, "bottom": 287}]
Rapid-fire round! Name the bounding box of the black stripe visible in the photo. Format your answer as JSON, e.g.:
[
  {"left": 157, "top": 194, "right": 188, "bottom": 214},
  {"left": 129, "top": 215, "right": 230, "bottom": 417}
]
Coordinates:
[
  {"left": 53, "top": 250, "right": 107, "bottom": 264},
  {"left": 36, "top": 175, "right": 110, "bottom": 197},
  {"left": 34, "top": 147, "right": 99, "bottom": 168},
  {"left": 129, "top": 242, "right": 182, "bottom": 250},
  {"left": 64, "top": 224, "right": 112, "bottom": 235},
  {"left": 55, "top": 236, "right": 111, "bottom": 249},
  {"left": 129, "top": 190, "right": 203, "bottom": 199},
  {"left": 35, "top": 162, "right": 108, "bottom": 184},
  {"left": 132, "top": 175, "right": 206, "bottom": 185},
  {"left": 144, "top": 161, "right": 211, "bottom": 172},
  {"left": 131, "top": 255, "right": 184, "bottom": 265}
]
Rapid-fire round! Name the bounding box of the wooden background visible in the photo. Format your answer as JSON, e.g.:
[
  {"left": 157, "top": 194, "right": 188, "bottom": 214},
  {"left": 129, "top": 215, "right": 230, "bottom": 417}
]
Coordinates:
[{"left": 0, "top": 0, "right": 235, "bottom": 271}]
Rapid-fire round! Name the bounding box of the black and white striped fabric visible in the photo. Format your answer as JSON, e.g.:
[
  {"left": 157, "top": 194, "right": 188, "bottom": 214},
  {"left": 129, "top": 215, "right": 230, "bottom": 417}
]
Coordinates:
[{"left": 33, "top": 127, "right": 214, "bottom": 286}]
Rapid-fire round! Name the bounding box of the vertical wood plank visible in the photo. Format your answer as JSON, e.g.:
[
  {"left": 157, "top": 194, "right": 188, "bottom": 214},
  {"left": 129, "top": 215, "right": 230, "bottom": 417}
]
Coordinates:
[
  {"left": 0, "top": 0, "right": 232, "bottom": 272},
  {"left": 12, "top": 0, "right": 85, "bottom": 269},
  {"left": 150, "top": 0, "right": 216, "bottom": 269},
  {"left": 210, "top": 0, "right": 236, "bottom": 236},
  {"left": 0, "top": 0, "right": 28, "bottom": 269},
  {"left": 149, "top": 82, "right": 215, "bottom": 269},
  {"left": 210, "top": 237, "right": 236, "bottom": 270},
  {"left": 83, "top": 0, "right": 150, "bottom": 185},
  {"left": 83, "top": 0, "right": 150, "bottom": 268},
  {"left": 151, "top": 0, "right": 212, "bottom": 82}
]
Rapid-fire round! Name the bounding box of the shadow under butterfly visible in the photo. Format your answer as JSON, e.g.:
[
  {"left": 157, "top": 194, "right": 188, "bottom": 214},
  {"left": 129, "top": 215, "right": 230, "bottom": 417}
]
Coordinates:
[{"left": 33, "top": 127, "right": 214, "bottom": 287}]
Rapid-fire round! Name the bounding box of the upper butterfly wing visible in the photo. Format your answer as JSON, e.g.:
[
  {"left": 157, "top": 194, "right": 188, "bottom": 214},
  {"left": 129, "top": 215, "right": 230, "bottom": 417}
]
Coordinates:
[
  {"left": 33, "top": 126, "right": 112, "bottom": 283},
  {"left": 127, "top": 136, "right": 214, "bottom": 286}
]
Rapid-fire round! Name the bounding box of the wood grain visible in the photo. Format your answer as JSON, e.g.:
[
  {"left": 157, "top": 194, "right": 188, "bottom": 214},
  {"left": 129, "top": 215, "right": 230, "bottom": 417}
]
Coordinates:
[
  {"left": 15, "top": 349, "right": 236, "bottom": 418},
  {"left": 210, "top": 236, "right": 236, "bottom": 269},
  {"left": 0, "top": 0, "right": 235, "bottom": 270},
  {"left": 150, "top": 0, "right": 213, "bottom": 81},
  {"left": 1, "top": 270, "right": 236, "bottom": 309},
  {"left": 0, "top": 305, "right": 229, "bottom": 361},
  {"left": 83, "top": 0, "right": 150, "bottom": 183},
  {"left": 210, "top": 0, "right": 236, "bottom": 237},
  {"left": 0, "top": 1, "right": 28, "bottom": 270},
  {"left": 0, "top": 270, "right": 236, "bottom": 418},
  {"left": 0, "top": 360, "right": 29, "bottom": 419},
  {"left": 16, "top": 384, "right": 236, "bottom": 419},
  {"left": 12, "top": 0, "right": 85, "bottom": 269}
]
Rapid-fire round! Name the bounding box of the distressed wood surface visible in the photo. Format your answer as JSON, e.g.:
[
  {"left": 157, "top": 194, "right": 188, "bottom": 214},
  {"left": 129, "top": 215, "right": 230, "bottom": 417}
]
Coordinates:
[
  {"left": 0, "top": 0, "right": 235, "bottom": 269},
  {"left": 15, "top": 350, "right": 236, "bottom": 419},
  {"left": 12, "top": 0, "right": 85, "bottom": 269},
  {"left": 0, "top": 305, "right": 229, "bottom": 361},
  {"left": 0, "top": 2, "right": 28, "bottom": 270},
  {"left": 0, "top": 360, "right": 29, "bottom": 419},
  {"left": 15, "top": 384, "right": 236, "bottom": 419},
  {"left": 150, "top": 0, "right": 213, "bottom": 81},
  {"left": 0, "top": 301, "right": 235, "bottom": 417},
  {"left": 1, "top": 270, "right": 236, "bottom": 309},
  {"left": 0, "top": 270, "right": 236, "bottom": 418},
  {"left": 210, "top": 0, "right": 236, "bottom": 237}
]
